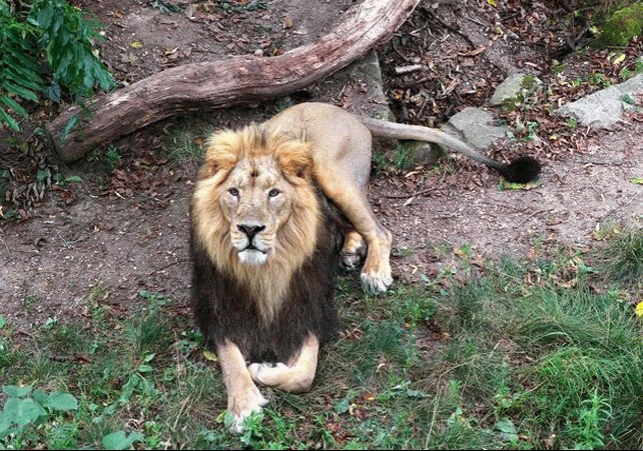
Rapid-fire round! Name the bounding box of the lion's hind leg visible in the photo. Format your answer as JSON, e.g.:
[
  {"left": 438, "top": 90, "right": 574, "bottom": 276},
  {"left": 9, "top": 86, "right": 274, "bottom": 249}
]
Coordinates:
[
  {"left": 217, "top": 340, "right": 268, "bottom": 434},
  {"left": 340, "top": 230, "right": 366, "bottom": 271},
  {"left": 249, "top": 333, "right": 319, "bottom": 393}
]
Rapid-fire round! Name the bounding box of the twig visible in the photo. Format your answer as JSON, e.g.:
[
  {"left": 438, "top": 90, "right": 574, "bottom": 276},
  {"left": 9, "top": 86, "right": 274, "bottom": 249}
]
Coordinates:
[
  {"left": 517, "top": 208, "right": 553, "bottom": 227},
  {"left": 395, "top": 64, "right": 426, "bottom": 75}
]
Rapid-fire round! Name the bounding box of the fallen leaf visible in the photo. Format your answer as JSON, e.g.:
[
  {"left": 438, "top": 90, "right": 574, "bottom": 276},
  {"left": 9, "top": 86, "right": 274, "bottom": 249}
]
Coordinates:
[{"left": 203, "top": 350, "right": 218, "bottom": 361}]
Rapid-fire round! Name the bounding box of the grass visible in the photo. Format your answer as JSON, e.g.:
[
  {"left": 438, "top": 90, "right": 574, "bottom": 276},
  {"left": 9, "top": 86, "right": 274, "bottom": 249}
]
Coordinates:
[
  {"left": 594, "top": 226, "right": 643, "bottom": 290},
  {"left": 162, "top": 122, "right": 210, "bottom": 166},
  {"left": 2, "top": 228, "right": 643, "bottom": 449}
]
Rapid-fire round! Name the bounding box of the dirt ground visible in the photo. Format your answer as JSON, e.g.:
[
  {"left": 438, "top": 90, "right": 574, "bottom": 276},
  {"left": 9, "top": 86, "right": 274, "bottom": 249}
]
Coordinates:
[{"left": 1, "top": 0, "right": 643, "bottom": 335}]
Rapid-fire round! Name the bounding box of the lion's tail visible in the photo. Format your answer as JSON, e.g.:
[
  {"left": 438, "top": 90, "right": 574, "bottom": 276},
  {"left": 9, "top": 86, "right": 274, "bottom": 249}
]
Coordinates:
[{"left": 360, "top": 117, "right": 541, "bottom": 184}]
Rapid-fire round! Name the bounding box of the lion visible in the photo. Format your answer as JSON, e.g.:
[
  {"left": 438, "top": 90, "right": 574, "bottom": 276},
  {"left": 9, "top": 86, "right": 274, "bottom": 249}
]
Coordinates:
[{"left": 190, "top": 102, "right": 540, "bottom": 432}]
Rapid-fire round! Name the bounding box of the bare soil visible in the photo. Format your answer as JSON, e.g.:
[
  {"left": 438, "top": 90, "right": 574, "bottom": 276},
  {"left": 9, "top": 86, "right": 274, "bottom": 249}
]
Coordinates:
[{"left": 1, "top": 0, "right": 643, "bottom": 335}]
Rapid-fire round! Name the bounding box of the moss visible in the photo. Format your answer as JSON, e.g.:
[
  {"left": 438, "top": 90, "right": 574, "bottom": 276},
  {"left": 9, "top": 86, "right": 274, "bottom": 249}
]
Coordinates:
[{"left": 595, "top": 3, "right": 643, "bottom": 48}]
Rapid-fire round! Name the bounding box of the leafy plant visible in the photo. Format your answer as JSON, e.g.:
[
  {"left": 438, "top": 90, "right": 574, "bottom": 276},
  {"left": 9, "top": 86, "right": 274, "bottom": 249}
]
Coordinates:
[
  {"left": 101, "top": 430, "right": 144, "bottom": 450},
  {"left": 0, "top": 1, "right": 43, "bottom": 131},
  {"left": 0, "top": 0, "right": 114, "bottom": 131},
  {"left": 32, "top": 0, "right": 114, "bottom": 97},
  {"left": 0, "top": 384, "right": 78, "bottom": 440}
]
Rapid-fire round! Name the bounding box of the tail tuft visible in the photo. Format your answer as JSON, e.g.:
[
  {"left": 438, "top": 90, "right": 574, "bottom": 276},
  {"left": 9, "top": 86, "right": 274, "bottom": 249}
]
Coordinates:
[{"left": 499, "top": 156, "right": 541, "bottom": 184}]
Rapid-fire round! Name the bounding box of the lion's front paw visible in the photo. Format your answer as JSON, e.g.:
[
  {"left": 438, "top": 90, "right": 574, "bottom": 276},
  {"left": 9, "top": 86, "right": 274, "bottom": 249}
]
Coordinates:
[
  {"left": 360, "top": 266, "right": 392, "bottom": 294},
  {"left": 249, "top": 362, "right": 287, "bottom": 386},
  {"left": 249, "top": 362, "right": 315, "bottom": 393},
  {"left": 226, "top": 385, "right": 268, "bottom": 434}
]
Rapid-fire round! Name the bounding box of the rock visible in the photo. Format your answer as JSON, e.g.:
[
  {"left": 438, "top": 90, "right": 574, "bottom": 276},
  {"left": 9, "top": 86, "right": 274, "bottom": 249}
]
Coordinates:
[
  {"left": 594, "top": 3, "right": 643, "bottom": 48},
  {"left": 344, "top": 50, "right": 393, "bottom": 120},
  {"left": 443, "top": 107, "right": 508, "bottom": 149},
  {"left": 395, "top": 141, "right": 443, "bottom": 170},
  {"left": 488, "top": 73, "right": 542, "bottom": 107},
  {"left": 556, "top": 74, "right": 643, "bottom": 127}
]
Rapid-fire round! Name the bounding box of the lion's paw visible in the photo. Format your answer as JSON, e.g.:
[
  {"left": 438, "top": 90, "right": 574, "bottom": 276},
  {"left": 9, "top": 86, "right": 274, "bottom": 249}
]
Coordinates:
[
  {"left": 226, "top": 386, "right": 268, "bottom": 434},
  {"left": 340, "top": 250, "right": 364, "bottom": 271},
  {"left": 248, "top": 362, "right": 288, "bottom": 387},
  {"left": 360, "top": 269, "right": 393, "bottom": 295},
  {"left": 249, "top": 362, "right": 314, "bottom": 393}
]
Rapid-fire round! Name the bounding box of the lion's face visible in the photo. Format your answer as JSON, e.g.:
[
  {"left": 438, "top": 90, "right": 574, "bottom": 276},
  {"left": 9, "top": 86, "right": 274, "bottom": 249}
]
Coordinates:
[
  {"left": 219, "top": 156, "right": 297, "bottom": 265},
  {"left": 192, "top": 126, "right": 322, "bottom": 284}
]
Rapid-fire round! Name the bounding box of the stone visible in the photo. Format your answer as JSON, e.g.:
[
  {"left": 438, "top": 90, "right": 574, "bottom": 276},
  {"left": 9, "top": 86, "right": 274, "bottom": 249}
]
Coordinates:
[
  {"left": 488, "top": 73, "right": 542, "bottom": 107},
  {"left": 556, "top": 74, "right": 643, "bottom": 127},
  {"left": 443, "top": 107, "right": 508, "bottom": 149}
]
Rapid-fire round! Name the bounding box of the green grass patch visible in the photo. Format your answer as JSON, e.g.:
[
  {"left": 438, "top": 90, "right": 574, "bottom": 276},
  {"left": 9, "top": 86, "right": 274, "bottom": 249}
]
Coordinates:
[
  {"left": 2, "top": 230, "right": 643, "bottom": 448},
  {"left": 594, "top": 227, "right": 643, "bottom": 290},
  {"left": 162, "top": 122, "right": 210, "bottom": 165}
]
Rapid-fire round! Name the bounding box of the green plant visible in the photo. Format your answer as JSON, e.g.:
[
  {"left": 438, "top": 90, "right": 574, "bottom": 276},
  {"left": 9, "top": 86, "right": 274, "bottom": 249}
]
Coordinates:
[
  {"left": 220, "top": 0, "right": 268, "bottom": 13},
  {"left": 392, "top": 143, "right": 414, "bottom": 169},
  {"left": 163, "top": 123, "right": 209, "bottom": 165},
  {"left": 0, "top": 1, "right": 42, "bottom": 131},
  {"left": 567, "top": 390, "right": 612, "bottom": 449},
  {"left": 0, "top": 384, "right": 78, "bottom": 443},
  {"left": 0, "top": 0, "right": 114, "bottom": 131}
]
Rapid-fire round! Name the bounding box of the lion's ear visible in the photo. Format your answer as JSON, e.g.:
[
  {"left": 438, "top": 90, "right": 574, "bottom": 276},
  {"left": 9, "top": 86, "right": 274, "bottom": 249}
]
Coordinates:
[
  {"left": 198, "top": 161, "right": 218, "bottom": 179},
  {"left": 199, "top": 131, "right": 241, "bottom": 179},
  {"left": 276, "top": 143, "right": 314, "bottom": 180},
  {"left": 199, "top": 154, "right": 237, "bottom": 179}
]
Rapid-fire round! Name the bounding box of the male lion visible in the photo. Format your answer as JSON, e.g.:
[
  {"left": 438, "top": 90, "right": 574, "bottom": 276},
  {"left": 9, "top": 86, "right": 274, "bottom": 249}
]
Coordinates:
[{"left": 190, "top": 102, "right": 540, "bottom": 432}]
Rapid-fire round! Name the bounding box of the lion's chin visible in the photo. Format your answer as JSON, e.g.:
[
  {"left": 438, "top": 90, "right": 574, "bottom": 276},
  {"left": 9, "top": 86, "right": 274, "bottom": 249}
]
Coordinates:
[{"left": 238, "top": 249, "right": 269, "bottom": 265}]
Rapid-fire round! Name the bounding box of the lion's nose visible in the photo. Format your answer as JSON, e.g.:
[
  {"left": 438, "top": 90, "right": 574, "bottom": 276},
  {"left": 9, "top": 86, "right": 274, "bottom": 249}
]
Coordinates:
[{"left": 237, "top": 224, "right": 265, "bottom": 239}]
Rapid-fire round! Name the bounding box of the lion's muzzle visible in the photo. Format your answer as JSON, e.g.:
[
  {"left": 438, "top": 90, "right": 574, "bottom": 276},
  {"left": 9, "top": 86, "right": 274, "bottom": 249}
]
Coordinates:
[
  {"left": 237, "top": 223, "right": 266, "bottom": 241},
  {"left": 235, "top": 222, "right": 270, "bottom": 265}
]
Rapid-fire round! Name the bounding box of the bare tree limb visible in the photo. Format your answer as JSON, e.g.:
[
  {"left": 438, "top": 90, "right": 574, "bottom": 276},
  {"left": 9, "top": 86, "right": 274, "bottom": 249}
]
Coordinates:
[{"left": 47, "top": 0, "right": 421, "bottom": 161}]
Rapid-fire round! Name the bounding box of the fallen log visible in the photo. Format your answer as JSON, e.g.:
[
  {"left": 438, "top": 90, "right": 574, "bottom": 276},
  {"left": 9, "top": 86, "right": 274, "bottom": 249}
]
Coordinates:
[{"left": 47, "top": 0, "right": 421, "bottom": 161}]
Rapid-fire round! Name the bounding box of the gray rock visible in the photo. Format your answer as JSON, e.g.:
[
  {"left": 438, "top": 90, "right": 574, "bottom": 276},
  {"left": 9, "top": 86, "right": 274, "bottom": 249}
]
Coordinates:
[
  {"left": 556, "top": 74, "right": 643, "bottom": 127},
  {"left": 443, "top": 107, "right": 508, "bottom": 149},
  {"left": 489, "top": 73, "right": 542, "bottom": 107}
]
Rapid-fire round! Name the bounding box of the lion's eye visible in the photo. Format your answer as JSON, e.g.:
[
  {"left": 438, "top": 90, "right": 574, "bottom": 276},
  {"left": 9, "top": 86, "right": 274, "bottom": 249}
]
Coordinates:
[
  {"left": 228, "top": 187, "right": 239, "bottom": 197},
  {"left": 268, "top": 188, "right": 280, "bottom": 198}
]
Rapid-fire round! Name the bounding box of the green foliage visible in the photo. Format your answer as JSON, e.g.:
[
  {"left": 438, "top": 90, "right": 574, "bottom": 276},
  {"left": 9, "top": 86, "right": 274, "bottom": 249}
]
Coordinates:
[
  {"left": 101, "top": 430, "right": 144, "bottom": 450},
  {"left": 0, "top": 384, "right": 78, "bottom": 441},
  {"left": 220, "top": 0, "right": 268, "bottom": 13},
  {"left": 0, "top": 0, "right": 114, "bottom": 131},
  {"left": 595, "top": 2, "right": 643, "bottom": 47},
  {"left": 0, "top": 1, "right": 43, "bottom": 131},
  {"left": 31, "top": 0, "right": 114, "bottom": 97}
]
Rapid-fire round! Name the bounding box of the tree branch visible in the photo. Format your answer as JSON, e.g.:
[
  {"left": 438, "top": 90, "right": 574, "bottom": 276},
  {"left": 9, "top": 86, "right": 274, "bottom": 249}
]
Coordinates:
[{"left": 47, "top": 0, "right": 421, "bottom": 161}]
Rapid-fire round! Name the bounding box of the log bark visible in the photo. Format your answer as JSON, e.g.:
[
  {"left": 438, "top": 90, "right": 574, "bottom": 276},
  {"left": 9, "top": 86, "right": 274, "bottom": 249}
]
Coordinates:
[{"left": 47, "top": 0, "right": 421, "bottom": 161}]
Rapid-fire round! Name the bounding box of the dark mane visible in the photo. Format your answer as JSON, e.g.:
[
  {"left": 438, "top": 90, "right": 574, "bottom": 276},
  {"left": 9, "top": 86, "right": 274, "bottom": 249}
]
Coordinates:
[{"left": 190, "top": 195, "right": 344, "bottom": 363}]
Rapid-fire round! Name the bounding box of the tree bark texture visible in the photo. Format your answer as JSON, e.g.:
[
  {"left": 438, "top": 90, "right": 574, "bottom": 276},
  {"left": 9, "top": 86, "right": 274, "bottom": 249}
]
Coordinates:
[{"left": 47, "top": 0, "right": 421, "bottom": 161}]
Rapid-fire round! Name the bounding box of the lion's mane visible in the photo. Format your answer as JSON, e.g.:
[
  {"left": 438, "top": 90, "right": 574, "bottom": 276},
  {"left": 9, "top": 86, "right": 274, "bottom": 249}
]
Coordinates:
[{"left": 190, "top": 126, "right": 343, "bottom": 362}]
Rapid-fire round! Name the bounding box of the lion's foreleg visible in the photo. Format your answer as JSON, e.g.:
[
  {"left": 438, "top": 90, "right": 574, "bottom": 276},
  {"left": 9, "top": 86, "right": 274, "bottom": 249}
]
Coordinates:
[
  {"left": 248, "top": 333, "right": 319, "bottom": 393},
  {"left": 217, "top": 340, "right": 268, "bottom": 434},
  {"left": 339, "top": 198, "right": 392, "bottom": 294}
]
